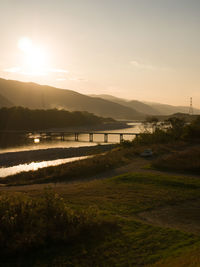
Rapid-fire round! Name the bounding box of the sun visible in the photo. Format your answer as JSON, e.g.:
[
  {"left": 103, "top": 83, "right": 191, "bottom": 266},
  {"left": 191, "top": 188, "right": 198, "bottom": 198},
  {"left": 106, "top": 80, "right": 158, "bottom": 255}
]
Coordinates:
[
  {"left": 18, "top": 37, "right": 48, "bottom": 75},
  {"left": 18, "top": 37, "right": 33, "bottom": 53}
]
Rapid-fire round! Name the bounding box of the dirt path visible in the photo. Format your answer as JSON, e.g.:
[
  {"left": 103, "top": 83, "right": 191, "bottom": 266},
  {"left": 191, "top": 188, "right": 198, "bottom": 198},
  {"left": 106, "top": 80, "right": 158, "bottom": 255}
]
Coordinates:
[{"left": 136, "top": 199, "right": 200, "bottom": 235}]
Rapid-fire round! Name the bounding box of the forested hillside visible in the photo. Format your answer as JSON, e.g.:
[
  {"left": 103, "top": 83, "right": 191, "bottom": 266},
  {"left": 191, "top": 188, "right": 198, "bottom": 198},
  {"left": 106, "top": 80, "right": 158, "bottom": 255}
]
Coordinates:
[{"left": 0, "top": 107, "right": 114, "bottom": 131}]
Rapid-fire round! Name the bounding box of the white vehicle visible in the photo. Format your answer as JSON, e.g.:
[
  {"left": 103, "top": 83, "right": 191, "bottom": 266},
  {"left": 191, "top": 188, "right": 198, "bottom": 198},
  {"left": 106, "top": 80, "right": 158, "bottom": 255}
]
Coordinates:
[{"left": 140, "top": 149, "right": 153, "bottom": 157}]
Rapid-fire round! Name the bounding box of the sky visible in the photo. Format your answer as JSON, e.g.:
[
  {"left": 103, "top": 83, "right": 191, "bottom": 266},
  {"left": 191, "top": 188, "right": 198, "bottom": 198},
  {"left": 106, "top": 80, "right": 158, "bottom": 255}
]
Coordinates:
[{"left": 0, "top": 0, "right": 200, "bottom": 107}]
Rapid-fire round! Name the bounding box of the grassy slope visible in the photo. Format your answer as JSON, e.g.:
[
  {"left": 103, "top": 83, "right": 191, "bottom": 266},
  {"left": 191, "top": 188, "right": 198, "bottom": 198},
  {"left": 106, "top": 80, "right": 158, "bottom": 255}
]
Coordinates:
[
  {"left": 2, "top": 171, "right": 200, "bottom": 266},
  {"left": 152, "top": 146, "right": 200, "bottom": 174}
]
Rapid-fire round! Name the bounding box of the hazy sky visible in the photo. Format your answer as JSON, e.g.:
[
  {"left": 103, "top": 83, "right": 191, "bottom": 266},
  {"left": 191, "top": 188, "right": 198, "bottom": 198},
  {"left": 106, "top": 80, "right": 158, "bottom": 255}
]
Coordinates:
[{"left": 0, "top": 0, "right": 200, "bottom": 107}]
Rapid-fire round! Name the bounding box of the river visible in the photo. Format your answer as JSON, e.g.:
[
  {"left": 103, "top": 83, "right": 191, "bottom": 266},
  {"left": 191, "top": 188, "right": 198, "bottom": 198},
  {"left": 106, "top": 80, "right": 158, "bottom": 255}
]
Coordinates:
[{"left": 0, "top": 122, "right": 143, "bottom": 178}]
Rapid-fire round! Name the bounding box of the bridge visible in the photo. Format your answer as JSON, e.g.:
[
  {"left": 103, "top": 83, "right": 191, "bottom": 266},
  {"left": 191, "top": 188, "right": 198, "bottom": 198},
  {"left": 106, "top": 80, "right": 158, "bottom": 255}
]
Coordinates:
[{"left": 0, "top": 130, "right": 140, "bottom": 143}]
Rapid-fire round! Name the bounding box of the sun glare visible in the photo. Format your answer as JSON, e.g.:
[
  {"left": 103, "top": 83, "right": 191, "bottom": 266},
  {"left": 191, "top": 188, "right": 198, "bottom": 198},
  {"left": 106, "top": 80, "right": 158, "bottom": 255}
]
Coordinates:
[
  {"left": 18, "top": 37, "right": 48, "bottom": 75},
  {"left": 34, "top": 138, "right": 40, "bottom": 143},
  {"left": 18, "top": 37, "right": 33, "bottom": 53}
]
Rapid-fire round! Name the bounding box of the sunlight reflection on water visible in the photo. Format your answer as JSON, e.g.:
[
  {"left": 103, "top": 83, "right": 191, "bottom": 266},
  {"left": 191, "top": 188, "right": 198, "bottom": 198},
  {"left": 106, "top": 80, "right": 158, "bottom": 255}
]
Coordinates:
[
  {"left": 0, "top": 156, "right": 89, "bottom": 178},
  {"left": 0, "top": 123, "right": 144, "bottom": 178},
  {"left": 0, "top": 123, "right": 143, "bottom": 154}
]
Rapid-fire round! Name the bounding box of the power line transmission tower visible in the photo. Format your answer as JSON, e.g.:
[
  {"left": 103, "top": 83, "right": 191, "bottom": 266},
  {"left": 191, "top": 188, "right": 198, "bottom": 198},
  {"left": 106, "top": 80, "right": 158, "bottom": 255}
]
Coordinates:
[{"left": 189, "top": 97, "right": 193, "bottom": 115}]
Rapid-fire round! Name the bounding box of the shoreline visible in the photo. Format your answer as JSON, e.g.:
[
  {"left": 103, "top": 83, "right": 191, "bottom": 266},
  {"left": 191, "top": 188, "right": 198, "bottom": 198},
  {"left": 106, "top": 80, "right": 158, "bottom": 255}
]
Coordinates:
[
  {"left": 0, "top": 122, "right": 134, "bottom": 169},
  {"left": 46, "top": 121, "right": 132, "bottom": 132},
  {"left": 0, "top": 144, "right": 115, "bottom": 168}
]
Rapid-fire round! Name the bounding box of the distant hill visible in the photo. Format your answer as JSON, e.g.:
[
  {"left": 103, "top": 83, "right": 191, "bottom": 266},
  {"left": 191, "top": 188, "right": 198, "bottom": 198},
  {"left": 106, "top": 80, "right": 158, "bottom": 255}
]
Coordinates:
[
  {"left": 91, "top": 94, "right": 200, "bottom": 116},
  {"left": 0, "top": 93, "right": 13, "bottom": 107},
  {"left": 0, "top": 78, "right": 143, "bottom": 120},
  {"left": 91, "top": 94, "right": 159, "bottom": 115},
  {"left": 145, "top": 102, "right": 200, "bottom": 115}
]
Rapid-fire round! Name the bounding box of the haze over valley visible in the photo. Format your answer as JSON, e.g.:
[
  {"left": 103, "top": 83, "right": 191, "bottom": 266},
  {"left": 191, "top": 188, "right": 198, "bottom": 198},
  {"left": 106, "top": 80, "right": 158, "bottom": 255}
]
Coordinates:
[{"left": 1, "top": 78, "right": 199, "bottom": 120}]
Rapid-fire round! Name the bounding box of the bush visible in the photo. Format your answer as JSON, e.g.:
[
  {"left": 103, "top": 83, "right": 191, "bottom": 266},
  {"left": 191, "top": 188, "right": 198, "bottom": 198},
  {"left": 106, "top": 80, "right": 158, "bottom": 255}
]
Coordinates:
[
  {"left": 183, "top": 116, "right": 200, "bottom": 141},
  {"left": 152, "top": 147, "right": 200, "bottom": 173},
  {"left": 132, "top": 116, "right": 200, "bottom": 145},
  {"left": 133, "top": 129, "right": 172, "bottom": 145},
  {"left": 0, "top": 189, "right": 115, "bottom": 257}
]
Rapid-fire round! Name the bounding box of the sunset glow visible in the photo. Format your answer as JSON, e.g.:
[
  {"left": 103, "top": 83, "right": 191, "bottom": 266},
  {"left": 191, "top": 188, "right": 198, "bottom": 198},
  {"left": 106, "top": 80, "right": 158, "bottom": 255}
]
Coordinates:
[
  {"left": 1, "top": 0, "right": 200, "bottom": 107},
  {"left": 18, "top": 37, "right": 48, "bottom": 76}
]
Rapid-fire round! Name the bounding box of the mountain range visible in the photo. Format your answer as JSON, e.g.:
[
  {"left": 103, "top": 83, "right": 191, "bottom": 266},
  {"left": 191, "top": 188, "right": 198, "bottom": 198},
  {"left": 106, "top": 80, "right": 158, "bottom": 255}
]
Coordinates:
[
  {"left": 90, "top": 94, "right": 200, "bottom": 116},
  {"left": 0, "top": 78, "right": 199, "bottom": 119},
  {"left": 0, "top": 78, "right": 143, "bottom": 120}
]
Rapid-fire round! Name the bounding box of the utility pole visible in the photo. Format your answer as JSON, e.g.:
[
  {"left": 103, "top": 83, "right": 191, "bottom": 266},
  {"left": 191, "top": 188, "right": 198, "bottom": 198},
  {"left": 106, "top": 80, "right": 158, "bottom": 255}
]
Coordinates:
[{"left": 189, "top": 97, "right": 193, "bottom": 115}]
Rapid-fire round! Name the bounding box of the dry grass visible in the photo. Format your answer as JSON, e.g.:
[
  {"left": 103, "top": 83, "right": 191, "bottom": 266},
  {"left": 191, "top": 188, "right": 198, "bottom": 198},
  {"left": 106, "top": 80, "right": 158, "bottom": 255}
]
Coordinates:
[
  {"left": 0, "top": 189, "right": 116, "bottom": 259},
  {"left": 152, "top": 146, "right": 200, "bottom": 173},
  {"left": 150, "top": 246, "right": 200, "bottom": 267}
]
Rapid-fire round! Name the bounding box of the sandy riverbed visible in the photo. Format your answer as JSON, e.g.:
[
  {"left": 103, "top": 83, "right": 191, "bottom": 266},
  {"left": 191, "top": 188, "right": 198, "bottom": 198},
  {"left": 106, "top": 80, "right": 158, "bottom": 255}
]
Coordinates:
[{"left": 0, "top": 144, "right": 115, "bottom": 168}]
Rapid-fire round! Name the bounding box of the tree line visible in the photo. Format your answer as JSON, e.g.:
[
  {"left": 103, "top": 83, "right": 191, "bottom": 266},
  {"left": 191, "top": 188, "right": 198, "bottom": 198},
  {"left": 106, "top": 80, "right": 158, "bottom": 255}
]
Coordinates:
[
  {"left": 136, "top": 115, "right": 200, "bottom": 144},
  {"left": 0, "top": 107, "right": 114, "bottom": 131}
]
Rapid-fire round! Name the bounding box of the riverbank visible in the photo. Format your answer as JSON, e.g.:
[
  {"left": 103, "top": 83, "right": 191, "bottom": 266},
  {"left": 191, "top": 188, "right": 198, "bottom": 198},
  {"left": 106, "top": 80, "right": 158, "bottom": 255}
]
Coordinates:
[
  {"left": 0, "top": 144, "right": 115, "bottom": 168},
  {"left": 44, "top": 121, "right": 131, "bottom": 132}
]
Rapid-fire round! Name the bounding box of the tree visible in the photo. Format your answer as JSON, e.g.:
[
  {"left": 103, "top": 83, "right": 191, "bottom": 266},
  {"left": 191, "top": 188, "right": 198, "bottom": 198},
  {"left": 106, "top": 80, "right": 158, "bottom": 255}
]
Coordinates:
[
  {"left": 165, "top": 117, "right": 185, "bottom": 139},
  {"left": 144, "top": 116, "right": 159, "bottom": 133}
]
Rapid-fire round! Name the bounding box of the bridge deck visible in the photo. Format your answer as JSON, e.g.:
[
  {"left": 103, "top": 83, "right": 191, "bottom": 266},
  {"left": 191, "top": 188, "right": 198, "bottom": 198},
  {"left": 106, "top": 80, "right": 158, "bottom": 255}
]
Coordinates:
[
  {"left": 0, "top": 130, "right": 140, "bottom": 143},
  {"left": 0, "top": 131, "right": 139, "bottom": 135}
]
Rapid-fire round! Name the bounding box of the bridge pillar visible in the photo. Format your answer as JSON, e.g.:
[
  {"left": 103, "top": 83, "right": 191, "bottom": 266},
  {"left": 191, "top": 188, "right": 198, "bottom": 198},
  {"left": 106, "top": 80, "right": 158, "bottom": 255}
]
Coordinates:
[
  {"left": 75, "top": 133, "right": 79, "bottom": 141},
  {"left": 89, "top": 133, "right": 93, "bottom": 142},
  {"left": 48, "top": 132, "right": 52, "bottom": 140},
  {"left": 104, "top": 133, "right": 108, "bottom": 143},
  {"left": 120, "top": 134, "right": 123, "bottom": 143}
]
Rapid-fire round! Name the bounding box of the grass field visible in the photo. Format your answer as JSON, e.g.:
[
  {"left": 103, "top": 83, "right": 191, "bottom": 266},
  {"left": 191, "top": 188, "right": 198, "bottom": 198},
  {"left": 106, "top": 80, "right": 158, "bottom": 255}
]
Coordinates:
[
  {"left": 1, "top": 170, "right": 200, "bottom": 266},
  {"left": 152, "top": 146, "right": 200, "bottom": 174}
]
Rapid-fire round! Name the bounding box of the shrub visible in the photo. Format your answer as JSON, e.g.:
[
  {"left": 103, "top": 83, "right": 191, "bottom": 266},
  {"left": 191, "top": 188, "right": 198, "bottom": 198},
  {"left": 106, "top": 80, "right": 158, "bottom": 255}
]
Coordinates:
[
  {"left": 152, "top": 147, "right": 200, "bottom": 173},
  {"left": 133, "top": 129, "right": 172, "bottom": 145},
  {"left": 183, "top": 116, "right": 200, "bottom": 141},
  {"left": 0, "top": 189, "right": 115, "bottom": 257}
]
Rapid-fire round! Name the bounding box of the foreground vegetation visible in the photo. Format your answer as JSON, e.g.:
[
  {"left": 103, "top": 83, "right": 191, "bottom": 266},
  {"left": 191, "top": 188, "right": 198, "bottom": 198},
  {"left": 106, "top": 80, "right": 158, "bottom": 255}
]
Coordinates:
[
  {"left": 0, "top": 189, "right": 116, "bottom": 265},
  {"left": 1, "top": 172, "right": 200, "bottom": 266}
]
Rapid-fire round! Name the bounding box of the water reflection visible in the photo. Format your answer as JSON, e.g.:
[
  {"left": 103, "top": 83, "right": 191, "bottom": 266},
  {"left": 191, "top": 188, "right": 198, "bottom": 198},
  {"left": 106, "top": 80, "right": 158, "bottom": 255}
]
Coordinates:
[
  {"left": 0, "top": 140, "right": 98, "bottom": 154},
  {"left": 0, "top": 156, "right": 89, "bottom": 178},
  {"left": 0, "top": 122, "right": 144, "bottom": 178},
  {"left": 0, "top": 123, "right": 144, "bottom": 153}
]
